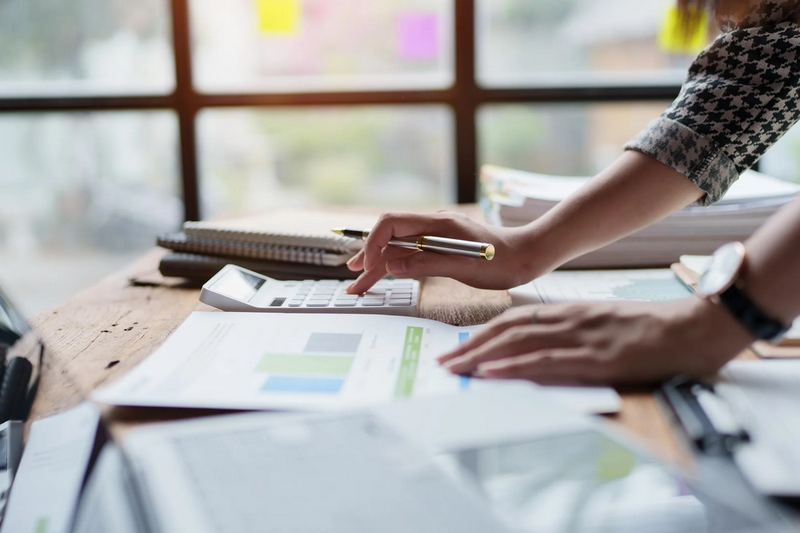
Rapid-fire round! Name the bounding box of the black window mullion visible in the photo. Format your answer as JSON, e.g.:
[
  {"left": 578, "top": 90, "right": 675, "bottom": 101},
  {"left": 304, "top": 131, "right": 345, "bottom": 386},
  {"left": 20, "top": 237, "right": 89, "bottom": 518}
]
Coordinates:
[
  {"left": 0, "top": 0, "right": 686, "bottom": 216},
  {"left": 170, "top": 0, "right": 201, "bottom": 222},
  {"left": 454, "top": 0, "right": 479, "bottom": 204}
]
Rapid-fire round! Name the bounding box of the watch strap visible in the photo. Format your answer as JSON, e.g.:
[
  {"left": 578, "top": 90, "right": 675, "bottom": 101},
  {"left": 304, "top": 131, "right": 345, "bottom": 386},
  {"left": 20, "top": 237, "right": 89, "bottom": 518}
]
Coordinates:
[{"left": 718, "top": 283, "right": 789, "bottom": 341}]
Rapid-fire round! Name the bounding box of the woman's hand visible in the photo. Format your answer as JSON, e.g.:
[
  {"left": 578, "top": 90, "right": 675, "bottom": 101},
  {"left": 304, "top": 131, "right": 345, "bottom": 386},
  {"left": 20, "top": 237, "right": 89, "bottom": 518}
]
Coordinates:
[
  {"left": 346, "top": 211, "right": 542, "bottom": 294},
  {"left": 437, "top": 297, "right": 754, "bottom": 386}
]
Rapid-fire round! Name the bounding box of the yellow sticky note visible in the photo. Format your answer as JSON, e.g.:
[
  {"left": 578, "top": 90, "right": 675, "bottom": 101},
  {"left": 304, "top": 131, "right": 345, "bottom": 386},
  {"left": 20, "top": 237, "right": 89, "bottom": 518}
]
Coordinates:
[
  {"left": 595, "top": 438, "right": 636, "bottom": 481},
  {"left": 658, "top": 4, "right": 709, "bottom": 54},
  {"left": 256, "top": 0, "right": 299, "bottom": 34}
]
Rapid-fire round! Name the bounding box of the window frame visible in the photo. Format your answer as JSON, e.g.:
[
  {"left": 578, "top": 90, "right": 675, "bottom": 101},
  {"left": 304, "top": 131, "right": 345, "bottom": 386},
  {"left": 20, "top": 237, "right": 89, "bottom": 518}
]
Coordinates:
[{"left": 0, "top": 0, "right": 681, "bottom": 221}]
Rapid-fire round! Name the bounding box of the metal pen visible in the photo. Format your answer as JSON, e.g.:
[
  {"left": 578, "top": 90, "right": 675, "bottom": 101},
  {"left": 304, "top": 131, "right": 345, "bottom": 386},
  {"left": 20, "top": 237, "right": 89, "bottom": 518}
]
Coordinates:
[{"left": 331, "top": 228, "right": 495, "bottom": 261}]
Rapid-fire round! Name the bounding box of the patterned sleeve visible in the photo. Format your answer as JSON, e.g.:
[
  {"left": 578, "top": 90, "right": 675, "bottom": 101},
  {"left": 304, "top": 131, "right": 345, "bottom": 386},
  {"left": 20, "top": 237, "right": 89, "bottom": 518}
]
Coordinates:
[{"left": 625, "top": 21, "right": 800, "bottom": 205}]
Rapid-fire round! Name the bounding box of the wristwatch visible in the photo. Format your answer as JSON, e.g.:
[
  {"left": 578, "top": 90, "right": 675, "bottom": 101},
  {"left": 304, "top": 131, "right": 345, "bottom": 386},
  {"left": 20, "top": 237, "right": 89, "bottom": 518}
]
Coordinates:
[{"left": 697, "top": 242, "right": 789, "bottom": 342}]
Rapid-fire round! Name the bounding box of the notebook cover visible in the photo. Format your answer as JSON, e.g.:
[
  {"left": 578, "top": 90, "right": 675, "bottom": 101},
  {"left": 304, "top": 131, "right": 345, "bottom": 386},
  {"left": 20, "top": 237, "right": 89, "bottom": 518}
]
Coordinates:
[
  {"left": 157, "top": 233, "right": 354, "bottom": 267},
  {"left": 159, "top": 253, "right": 358, "bottom": 281},
  {"left": 182, "top": 210, "right": 378, "bottom": 253}
]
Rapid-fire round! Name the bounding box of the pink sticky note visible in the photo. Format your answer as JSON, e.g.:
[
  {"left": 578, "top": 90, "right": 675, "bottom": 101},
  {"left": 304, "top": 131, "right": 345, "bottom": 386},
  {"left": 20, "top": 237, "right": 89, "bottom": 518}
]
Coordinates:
[{"left": 398, "top": 13, "right": 439, "bottom": 60}]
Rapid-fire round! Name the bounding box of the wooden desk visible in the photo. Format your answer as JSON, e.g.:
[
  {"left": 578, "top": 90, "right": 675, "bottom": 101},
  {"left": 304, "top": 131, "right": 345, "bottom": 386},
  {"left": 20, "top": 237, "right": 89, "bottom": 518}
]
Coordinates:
[{"left": 26, "top": 249, "right": 688, "bottom": 465}]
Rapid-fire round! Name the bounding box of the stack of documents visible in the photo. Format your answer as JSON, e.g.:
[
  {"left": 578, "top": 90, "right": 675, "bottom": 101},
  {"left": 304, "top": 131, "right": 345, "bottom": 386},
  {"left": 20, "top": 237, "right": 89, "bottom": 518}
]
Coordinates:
[{"left": 481, "top": 166, "right": 800, "bottom": 268}]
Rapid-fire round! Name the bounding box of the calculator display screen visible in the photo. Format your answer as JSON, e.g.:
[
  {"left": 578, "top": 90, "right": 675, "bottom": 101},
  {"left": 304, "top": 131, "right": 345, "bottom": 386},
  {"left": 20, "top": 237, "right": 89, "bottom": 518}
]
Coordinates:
[{"left": 213, "top": 270, "right": 265, "bottom": 302}]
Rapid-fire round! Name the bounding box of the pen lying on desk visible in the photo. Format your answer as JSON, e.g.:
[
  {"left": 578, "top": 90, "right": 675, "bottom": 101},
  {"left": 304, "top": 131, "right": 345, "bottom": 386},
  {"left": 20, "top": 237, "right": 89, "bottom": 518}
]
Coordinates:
[{"left": 331, "top": 228, "right": 495, "bottom": 261}]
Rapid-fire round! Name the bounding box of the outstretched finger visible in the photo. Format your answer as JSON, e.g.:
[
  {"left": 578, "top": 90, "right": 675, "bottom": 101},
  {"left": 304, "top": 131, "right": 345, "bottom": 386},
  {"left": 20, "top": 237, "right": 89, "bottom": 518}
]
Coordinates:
[
  {"left": 437, "top": 306, "right": 540, "bottom": 364},
  {"left": 346, "top": 246, "right": 416, "bottom": 294},
  {"left": 443, "top": 322, "right": 575, "bottom": 375},
  {"left": 477, "top": 349, "right": 601, "bottom": 385}
]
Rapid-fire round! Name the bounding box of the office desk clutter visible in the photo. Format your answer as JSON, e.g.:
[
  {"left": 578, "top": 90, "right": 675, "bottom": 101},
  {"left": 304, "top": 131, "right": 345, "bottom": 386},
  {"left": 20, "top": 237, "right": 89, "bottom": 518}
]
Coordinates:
[
  {"left": 11, "top": 209, "right": 800, "bottom": 532},
  {"left": 481, "top": 166, "right": 800, "bottom": 268}
]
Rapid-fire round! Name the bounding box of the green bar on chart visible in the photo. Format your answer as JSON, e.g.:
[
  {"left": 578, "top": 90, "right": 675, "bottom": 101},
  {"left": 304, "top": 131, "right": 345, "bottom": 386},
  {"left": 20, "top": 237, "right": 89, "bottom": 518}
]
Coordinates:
[
  {"left": 394, "top": 326, "right": 423, "bottom": 398},
  {"left": 256, "top": 354, "right": 354, "bottom": 376}
]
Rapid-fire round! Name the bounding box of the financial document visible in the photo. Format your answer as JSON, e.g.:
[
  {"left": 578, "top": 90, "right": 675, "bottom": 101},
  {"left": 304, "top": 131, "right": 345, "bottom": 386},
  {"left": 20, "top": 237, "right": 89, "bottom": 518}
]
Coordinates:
[
  {"left": 93, "top": 312, "right": 619, "bottom": 414},
  {"left": 509, "top": 269, "right": 692, "bottom": 306}
]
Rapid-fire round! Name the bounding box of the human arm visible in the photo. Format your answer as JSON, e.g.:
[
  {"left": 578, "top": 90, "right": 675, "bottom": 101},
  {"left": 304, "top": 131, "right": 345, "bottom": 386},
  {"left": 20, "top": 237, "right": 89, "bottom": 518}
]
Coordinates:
[
  {"left": 349, "top": 21, "right": 800, "bottom": 294},
  {"left": 347, "top": 151, "right": 703, "bottom": 294},
  {"left": 436, "top": 195, "right": 800, "bottom": 385}
]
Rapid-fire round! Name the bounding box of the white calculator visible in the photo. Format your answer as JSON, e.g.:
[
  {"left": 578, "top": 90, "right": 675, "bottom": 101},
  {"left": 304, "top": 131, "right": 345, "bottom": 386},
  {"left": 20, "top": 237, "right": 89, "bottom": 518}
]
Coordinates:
[{"left": 200, "top": 264, "right": 419, "bottom": 316}]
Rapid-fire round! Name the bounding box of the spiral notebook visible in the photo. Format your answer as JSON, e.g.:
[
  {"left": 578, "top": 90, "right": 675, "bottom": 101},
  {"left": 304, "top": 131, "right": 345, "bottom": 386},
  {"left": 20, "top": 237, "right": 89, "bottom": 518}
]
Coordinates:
[{"left": 158, "top": 210, "right": 378, "bottom": 267}]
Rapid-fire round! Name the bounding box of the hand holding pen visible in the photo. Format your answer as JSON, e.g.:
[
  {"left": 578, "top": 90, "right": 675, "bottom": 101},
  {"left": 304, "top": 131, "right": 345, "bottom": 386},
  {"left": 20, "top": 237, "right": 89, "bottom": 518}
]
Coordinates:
[{"left": 341, "top": 211, "right": 525, "bottom": 294}]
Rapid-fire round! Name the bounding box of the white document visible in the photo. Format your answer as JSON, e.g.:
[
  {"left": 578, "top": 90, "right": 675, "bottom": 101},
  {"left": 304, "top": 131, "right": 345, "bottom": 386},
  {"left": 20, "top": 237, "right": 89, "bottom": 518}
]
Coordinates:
[
  {"left": 717, "top": 361, "right": 800, "bottom": 496},
  {"left": 509, "top": 269, "right": 691, "bottom": 306},
  {"left": 372, "top": 384, "right": 593, "bottom": 454},
  {"left": 124, "top": 410, "right": 511, "bottom": 533},
  {"left": 71, "top": 445, "right": 146, "bottom": 533},
  {"left": 93, "top": 312, "right": 619, "bottom": 414},
  {"left": 1, "top": 402, "right": 101, "bottom": 533}
]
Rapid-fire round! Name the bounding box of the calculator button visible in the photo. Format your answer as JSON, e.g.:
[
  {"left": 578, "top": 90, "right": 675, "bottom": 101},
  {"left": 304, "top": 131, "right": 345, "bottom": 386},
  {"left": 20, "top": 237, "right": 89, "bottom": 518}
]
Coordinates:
[
  {"left": 389, "top": 300, "right": 412, "bottom": 306},
  {"left": 335, "top": 295, "right": 358, "bottom": 301},
  {"left": 361, "top": 301, "right": 385, "bottom": 307},
  {"left": 365, "top": 290, "right": 386, "bottom": 297},
  {"left": 307, "top": 301, "right": 330, "bottom": 307},
  {"left": 334, "top": 301, "right": 358, "bottom": 307},
  {"left": 389, "top": 290, "right": 413, "bottom": 296},
  {"left": 288, "top": 301, "right": 304, "bottom": 307}
]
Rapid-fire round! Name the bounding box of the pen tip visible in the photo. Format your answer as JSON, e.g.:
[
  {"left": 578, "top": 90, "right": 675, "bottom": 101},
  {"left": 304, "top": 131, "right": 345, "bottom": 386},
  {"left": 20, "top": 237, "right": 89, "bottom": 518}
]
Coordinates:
[{"left": 331, "top": 228, "right": 344, "bottom": 236}]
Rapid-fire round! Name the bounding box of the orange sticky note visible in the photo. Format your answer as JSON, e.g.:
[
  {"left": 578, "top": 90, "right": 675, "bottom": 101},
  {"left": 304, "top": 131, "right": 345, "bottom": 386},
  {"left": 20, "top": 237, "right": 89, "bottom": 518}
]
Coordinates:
[
  {"left": 658, "top": 4, "right": 708, "bottom": 54},
  {"left": 256, "top": 0, "right": 299, "bottom": 34}
]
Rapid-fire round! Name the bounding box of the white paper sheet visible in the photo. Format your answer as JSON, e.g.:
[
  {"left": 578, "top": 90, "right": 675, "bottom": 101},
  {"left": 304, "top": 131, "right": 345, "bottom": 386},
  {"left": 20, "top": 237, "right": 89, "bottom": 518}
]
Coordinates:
[
  {"left": 1, "top": 403, "right": 100, "bottom": 533},
  {"left": 93, "top": 312, "right": 619, "bottom": 414},
  {"left": 509, "top": 269, "right": 692, "bottom": 306}
]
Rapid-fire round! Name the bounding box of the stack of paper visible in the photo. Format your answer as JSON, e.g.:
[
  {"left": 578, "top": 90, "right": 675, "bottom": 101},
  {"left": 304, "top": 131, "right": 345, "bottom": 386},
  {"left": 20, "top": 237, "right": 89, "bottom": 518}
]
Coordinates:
[{"left": 481, "top": 166, "right": 800, "bottom": 268}]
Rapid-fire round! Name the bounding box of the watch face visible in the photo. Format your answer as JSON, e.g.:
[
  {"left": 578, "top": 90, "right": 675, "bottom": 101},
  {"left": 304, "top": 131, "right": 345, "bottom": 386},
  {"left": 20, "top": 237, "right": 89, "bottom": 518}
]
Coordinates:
[{"left": 698, "top": 242, "right": 746, "bottom": 296}]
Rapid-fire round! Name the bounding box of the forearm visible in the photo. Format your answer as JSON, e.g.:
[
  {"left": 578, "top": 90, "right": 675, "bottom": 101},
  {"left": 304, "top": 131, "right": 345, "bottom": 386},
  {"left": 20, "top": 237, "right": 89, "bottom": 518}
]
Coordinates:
[
  {"left": 512, "top": 150, "right": 704, "bottom": 280},
  {"left": 742, "top": 196, "right": 800, "bottom": 325}
]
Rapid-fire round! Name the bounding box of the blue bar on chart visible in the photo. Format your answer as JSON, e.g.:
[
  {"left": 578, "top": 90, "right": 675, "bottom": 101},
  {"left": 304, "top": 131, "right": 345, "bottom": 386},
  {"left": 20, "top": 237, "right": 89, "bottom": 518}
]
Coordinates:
[{"left": 262, "top": 376, "right": 344, "bottom": 394}]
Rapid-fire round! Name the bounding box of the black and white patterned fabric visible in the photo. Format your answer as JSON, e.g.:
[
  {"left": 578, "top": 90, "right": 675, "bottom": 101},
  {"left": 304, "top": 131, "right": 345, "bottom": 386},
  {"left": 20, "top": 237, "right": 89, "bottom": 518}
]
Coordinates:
[{"left": 625, "top": 0, "right": 800, "bottom": 205}]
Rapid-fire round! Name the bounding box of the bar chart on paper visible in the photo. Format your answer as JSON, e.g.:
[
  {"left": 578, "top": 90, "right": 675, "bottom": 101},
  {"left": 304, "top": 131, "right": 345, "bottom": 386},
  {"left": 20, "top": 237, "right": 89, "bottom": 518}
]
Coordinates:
[
  {"left": 92, "top": 313, "right": 621, "bottom": 414},
  {"left": 510, "top": 270, "right": 692, "bottom": 305},
  {"left": 258, "top": 332, "right": 362, "bottom": 394},
  {"left": 92, "top": 313, "right": 481, "bottom": 412}
]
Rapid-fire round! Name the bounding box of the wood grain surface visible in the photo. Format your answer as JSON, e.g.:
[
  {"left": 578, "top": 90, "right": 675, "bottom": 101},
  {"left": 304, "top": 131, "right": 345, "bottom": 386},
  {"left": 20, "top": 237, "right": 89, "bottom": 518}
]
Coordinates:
[{"left": 24, "top": 246, "right": 689, "bottom": 465}]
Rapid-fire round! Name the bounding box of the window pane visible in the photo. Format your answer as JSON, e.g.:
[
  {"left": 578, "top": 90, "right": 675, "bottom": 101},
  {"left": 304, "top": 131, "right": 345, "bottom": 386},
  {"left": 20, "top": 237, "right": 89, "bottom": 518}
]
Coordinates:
[
  {"left": 478, "top": 102, "right": 670, "bottom": 176},
  {"left": 760, "top": 124, "right": 800, "bottom": 184},
  {"left": 198, "top": 106, "right": 454, "bottom": 218},
  {"left": 0, "top": 112, "right": 181, "bottom": 314},
  {"left": 477, "top": 0, "right": 697, "bottom": 88},
  {"left": 190, "top": 0, "right": 453, "bottom": 93},
  {"left": 0, "top": 0, "right": 175, "bottom": 97}
]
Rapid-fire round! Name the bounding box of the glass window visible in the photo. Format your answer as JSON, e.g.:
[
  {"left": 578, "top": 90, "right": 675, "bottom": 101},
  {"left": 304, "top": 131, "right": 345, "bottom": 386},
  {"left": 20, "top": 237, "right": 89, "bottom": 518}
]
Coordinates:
[
  {"left": 477, "top": 0, "right": 699, "bottom": 88},
  {"left": 0, "top": 111, "right": 181, "bottom": 314},
  {"left": 0, "top": 0, "right": 175, "bottom": 97},
  {"left": 190, "top": 0, "right": 454, "bottom": 93},
  {"left": 478, "top": 102, "right": 670, "bottom": 176},
  {"left": 197, "top": 106, "right": 454, "bottom": 218}
]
